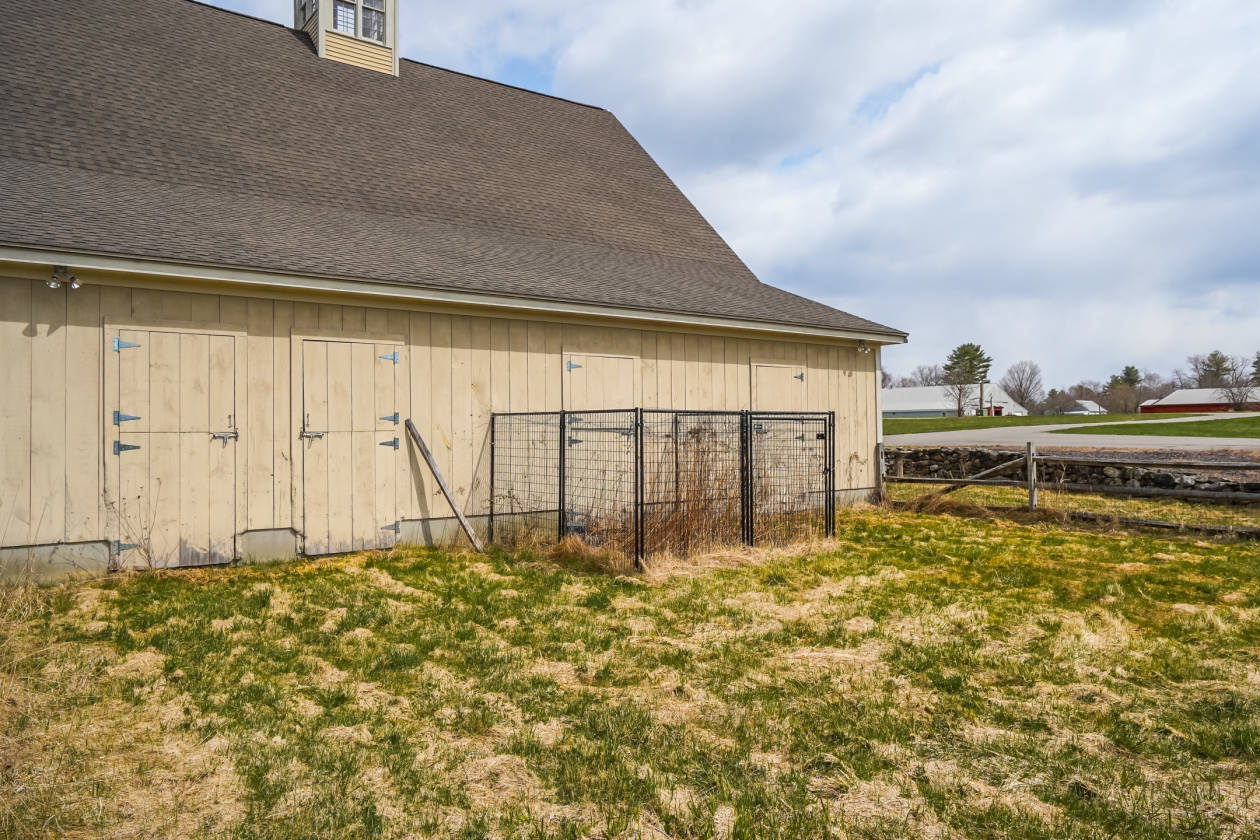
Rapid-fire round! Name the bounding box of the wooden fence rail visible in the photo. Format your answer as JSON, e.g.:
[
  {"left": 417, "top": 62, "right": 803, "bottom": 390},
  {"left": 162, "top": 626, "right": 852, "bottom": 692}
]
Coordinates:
[{"left": 884, "top": 444, "right": 1260, "bottom": 516}]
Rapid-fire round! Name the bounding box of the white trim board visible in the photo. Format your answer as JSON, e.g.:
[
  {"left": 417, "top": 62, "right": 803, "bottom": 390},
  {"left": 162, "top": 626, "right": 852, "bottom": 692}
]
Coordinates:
[{"left": 0, "top": 245, "right": 908, "bottom": 346}]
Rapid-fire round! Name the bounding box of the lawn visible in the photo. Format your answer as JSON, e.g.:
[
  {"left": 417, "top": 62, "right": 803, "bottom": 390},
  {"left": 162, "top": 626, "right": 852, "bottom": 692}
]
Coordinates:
[
  {"left": 883, "top": 413, "right": 1201, "bottom": 436},
  {"left": 4, "top": 512, "right": 1260, "bottom": 840},
  {"left": 1051, "top": 415, "right": 1260, "bottom": 440}
]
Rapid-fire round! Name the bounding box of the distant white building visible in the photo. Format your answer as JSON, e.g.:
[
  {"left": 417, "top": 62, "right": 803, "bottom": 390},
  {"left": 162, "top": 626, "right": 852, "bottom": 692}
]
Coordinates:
[
  {"left": 882, "top": 384, "right": 1028, "bottom": 418},
  {"left": 1065, "top": 399, "right": 1106, "bottom": 415}
]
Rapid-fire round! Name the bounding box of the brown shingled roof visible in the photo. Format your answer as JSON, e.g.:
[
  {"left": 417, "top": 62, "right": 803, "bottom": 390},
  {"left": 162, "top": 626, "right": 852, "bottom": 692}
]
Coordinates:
[{"left": 0, "top": 0, "right": 904, "bottom": 338}]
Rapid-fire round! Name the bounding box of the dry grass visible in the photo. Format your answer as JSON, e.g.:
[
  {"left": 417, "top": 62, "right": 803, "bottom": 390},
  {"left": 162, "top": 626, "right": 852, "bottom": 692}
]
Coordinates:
[{"left": 3, "top": 509, "right": 1259, "bottom": 838}]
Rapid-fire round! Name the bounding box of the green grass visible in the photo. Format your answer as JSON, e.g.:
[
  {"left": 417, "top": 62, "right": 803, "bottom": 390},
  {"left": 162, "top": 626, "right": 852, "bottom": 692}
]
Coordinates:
[
  {"left": 884, "top": 413, "right": 1201, "bottom": 436},
  {"left": 4, "top": 512, "right": 1260, "bottom": 839},
  {"left": 1050, "top": 415, "right": 1260, "bottom": 439}
]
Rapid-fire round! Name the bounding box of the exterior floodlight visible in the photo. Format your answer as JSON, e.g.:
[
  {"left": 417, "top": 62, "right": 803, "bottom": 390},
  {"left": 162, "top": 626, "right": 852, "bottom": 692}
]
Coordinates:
[
  {"left": 857, "top": 340, "right": 871, "bottom": 355},
  {"left": 50, "top": 265, "right": 80, "bottom": 290}
]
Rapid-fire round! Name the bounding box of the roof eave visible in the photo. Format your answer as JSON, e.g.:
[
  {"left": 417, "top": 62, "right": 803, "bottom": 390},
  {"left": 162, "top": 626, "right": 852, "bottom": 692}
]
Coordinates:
[{"left": 0, "top": 244, "right": 909, "bottom": 345}]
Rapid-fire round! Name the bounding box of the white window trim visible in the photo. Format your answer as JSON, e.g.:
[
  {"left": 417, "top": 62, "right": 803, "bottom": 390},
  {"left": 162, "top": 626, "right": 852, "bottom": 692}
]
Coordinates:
[{"left": 331, "top": 0, "right": 386, "bottom": 44}]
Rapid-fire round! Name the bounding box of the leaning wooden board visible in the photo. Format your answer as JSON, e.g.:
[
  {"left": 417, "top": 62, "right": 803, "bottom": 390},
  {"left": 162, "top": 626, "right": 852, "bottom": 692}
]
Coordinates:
[{"left": 404, "top": 419, "right": 485, "bottom": 552}]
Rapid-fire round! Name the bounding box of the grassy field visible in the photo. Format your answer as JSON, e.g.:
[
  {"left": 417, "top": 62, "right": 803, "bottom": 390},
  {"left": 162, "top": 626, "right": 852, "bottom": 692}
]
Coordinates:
[
  {"left": 884, "top": 413, "right": 1201, "bottom": 436},
  {"left": 885, "top": 482, "right": 1260, "bottom": 529},
  {"left": 1051, "top": 415, "right": 1260, "bottom": 439},
  {"left": 4, "top": 512, "right": 1260, "bottom": 839}
]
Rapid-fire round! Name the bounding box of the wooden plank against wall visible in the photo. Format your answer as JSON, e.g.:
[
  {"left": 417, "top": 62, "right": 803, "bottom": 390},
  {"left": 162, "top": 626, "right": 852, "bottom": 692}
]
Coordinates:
[
  {"left": 449, "top": 317, "right": 473, "bottom": 505},
  {"left": 468, "top": 317, "right": 492, "bottom": 513},
  {"left": 408, "top": 312, "right": 431, "bottom": 519},
  {"left": 0, "top": 278, "right": 32, "bottom": 546},
  {"left": 30, "top": 283, "right": 67, "bottom": 545},
  {"left": 428, "top": 314, "right": 454, "bottom": 517},
  {"left": 246, "top": 300, "right": 274, "bottom": 531},
  {"left": 65, "top": 285, "right": 101, "bottom": 543}
]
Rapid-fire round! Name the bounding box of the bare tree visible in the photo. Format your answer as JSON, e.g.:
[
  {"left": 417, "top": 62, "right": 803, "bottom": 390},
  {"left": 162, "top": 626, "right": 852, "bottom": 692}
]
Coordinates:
[
  {"left": 1217, "top": 357, "right": 1258, "bottom": 411},
  {"left": 894, "top": 364, "right": 945, "bottom": 388},
  {"left": 942, "top": 380, "right": 976, "bottom": 417},
  {"left": 998, "top": 361, "right": 1044, "bottom": 411}
]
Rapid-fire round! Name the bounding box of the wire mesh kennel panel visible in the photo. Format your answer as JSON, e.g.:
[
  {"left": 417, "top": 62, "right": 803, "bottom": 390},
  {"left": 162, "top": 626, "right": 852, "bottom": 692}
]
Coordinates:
[
  {"left": 487, "top": 412, "right": 561, "bottom": 544},
  {"left": 748, "top": 413, "right": 833, "bottom": 545}
]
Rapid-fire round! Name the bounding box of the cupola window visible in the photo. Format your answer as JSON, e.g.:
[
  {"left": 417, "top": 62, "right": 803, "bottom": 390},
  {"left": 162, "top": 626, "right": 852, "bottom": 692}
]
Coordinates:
[
  {"left": 362, "top": 0, "right": 386, "bottom": 41},
  {"left": 333, "top": 0, "right": 356, "bottom": 35}
]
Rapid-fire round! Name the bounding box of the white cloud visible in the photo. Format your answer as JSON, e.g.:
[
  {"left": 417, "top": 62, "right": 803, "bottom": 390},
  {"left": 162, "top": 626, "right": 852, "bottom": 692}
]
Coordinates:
[{"left": 216, "top": 0, "right": 1260, "bottom": 385}]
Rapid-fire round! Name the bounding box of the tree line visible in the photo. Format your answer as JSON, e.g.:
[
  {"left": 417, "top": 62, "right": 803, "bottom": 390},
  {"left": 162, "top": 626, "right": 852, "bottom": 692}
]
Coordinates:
[{"left": 887, "top": 347, "right": 1260, "bottom": 416}]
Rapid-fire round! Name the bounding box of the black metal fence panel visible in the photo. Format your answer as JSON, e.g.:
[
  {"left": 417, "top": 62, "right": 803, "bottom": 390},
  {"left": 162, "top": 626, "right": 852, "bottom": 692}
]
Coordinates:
[{"left": 490, "top": 409, "right": 835, "bottom": 563}]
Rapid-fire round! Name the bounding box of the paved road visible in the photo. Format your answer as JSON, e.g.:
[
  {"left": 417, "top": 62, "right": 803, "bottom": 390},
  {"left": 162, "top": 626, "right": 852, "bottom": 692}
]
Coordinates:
[{"left": 886, "top": 413, "right": 1260, "bottom": 452}]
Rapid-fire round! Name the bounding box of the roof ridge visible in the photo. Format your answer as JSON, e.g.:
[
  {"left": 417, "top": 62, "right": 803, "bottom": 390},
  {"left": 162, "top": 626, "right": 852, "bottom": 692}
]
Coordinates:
[{"left": 180, "top": 0, "right": 604, "bottom": 112}]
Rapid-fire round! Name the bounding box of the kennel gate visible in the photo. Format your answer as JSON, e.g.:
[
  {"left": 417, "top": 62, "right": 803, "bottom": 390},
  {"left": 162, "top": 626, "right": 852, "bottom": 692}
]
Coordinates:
[{"left": 488, "top": 409, "right": 836, "bottom": 563}]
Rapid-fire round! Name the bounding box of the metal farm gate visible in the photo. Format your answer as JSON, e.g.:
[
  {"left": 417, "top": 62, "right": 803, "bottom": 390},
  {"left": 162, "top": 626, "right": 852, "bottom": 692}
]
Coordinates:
[{"left": 489, "top": 409, "right": 835, "bottom": 564}]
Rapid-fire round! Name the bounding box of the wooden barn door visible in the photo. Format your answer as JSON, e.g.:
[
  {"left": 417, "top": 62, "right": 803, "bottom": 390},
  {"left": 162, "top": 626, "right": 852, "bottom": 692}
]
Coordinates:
[
  {"left": 751, "top": 361, "right": 807, "bottom": 410},
  {"left": 300, "top": 339, "right": 400, "bottom": 555},
  {"left": 111, "top": 329, "right": 239, "bottom": 568},
  {"left": 562, "top": 351, "right": 637, "bottom": 410}
]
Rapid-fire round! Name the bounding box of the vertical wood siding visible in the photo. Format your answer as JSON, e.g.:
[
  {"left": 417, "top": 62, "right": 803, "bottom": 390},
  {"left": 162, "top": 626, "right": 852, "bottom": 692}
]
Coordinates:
[{"left": 0, "top": 275, "right": 880, "bottom": 551}]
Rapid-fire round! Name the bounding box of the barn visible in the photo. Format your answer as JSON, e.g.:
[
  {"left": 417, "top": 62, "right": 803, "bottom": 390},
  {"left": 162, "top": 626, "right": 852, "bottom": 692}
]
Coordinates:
[
  {"left": 1140, "top": 389, "right": 1255, "bottom": 413},
  {"left": 0, "top": 0, "right": 905, "bottom": 580}
]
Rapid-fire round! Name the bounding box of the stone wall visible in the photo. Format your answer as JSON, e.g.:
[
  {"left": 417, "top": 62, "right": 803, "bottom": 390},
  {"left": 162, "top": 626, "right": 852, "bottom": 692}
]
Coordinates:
[{"left": 885, "top": 448, "right": 1260, "bottom": 495}]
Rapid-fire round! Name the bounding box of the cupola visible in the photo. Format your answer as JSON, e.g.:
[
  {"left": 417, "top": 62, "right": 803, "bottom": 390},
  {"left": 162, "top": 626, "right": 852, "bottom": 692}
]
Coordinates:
[{"left": 296, "top": 0, "right": 399, "bottom": 76}]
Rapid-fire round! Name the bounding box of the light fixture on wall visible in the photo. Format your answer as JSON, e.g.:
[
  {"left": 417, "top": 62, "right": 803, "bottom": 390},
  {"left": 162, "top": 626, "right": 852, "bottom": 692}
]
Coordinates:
[
  {"left": 48, "top": 265, "right": 80, "bottom": 290},
  {"left": 857, "top": 340, "right": 871, "bottom": 355}
]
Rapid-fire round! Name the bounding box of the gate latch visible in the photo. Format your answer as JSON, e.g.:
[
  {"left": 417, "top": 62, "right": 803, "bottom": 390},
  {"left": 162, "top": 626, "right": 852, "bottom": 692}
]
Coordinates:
[{"left": 211, "top": 431, "right": 239, "bottom": 442}]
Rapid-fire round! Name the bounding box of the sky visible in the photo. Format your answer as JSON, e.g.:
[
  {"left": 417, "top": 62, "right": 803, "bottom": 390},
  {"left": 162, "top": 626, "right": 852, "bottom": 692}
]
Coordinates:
[{"left": 219, "top": 0, "right": 1259, "bottom": 388}]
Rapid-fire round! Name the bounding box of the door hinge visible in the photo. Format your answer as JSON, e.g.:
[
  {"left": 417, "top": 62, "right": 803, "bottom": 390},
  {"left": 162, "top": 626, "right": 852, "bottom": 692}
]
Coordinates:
[
  {"left": 379, "top": 351, "right": 399, "bottom": 364},
  {"left": 382, "top": 521, "right": 400, "bottom": 533},
  {"left": 794, "top": 372, "right": 806, "bottom": 382},
  {"left": 112, "top": 337, "right": 141, "bottom": 352},
  {"left": 380, "top": 437, "right": 399, "bottom": 450},
  {"left": 567, "top": 436, "right": 583, "bottom": 447},
  {"left": 113, "top": 540, "right": 141, "bottom": 554},
  {"left": 566, "top": 360, "right": 582, "bottom": 371},
  {"left": 113, "top": 441, "right": 141, "bottom": 454},
  {"left": 113, "top": 411, "right": 141, "bottom": 425},
  {"left": 380, "top": 412, "right": 399, "bottom": 425}
]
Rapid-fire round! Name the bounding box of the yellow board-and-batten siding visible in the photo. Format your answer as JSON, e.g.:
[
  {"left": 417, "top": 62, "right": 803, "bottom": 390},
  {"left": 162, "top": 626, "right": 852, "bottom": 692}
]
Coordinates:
[
  {"left": 324, "top": 30, "right": 393, "bottom": 75},
  {"left": 0, "top": 272, "right": 882, "bottom": 560}
]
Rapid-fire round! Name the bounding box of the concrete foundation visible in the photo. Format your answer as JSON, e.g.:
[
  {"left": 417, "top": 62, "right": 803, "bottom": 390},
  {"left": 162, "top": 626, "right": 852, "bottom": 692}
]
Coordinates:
[
  {"left": 0, "top": 541, "right": 111, "bottom": 585},
  {"left": 239, "top": 529, "right": 300, "bottom": 565}
]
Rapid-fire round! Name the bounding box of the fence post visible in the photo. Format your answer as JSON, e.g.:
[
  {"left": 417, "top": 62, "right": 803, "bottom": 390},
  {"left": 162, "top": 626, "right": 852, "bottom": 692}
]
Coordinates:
[
  {"left": 827, "top": 413, "right": 837, "bottom": 537},
  {"left": 1027, "top": 441, "right": 1038, "bottom": 510},
  {"left": 557, "top": 411, "right": 567, "bottom": 541},
  {"left": 634, "top": 408, "right": 644, "bottom": 568},
  {"left": 488, "top": 414, "right": 496, "bottom": 544},
  {"left": 735, "top": 413, "right": 745, "bottom": 546},
  {"left": 875, "top": 441, "right": 885, "bottom": 506}
]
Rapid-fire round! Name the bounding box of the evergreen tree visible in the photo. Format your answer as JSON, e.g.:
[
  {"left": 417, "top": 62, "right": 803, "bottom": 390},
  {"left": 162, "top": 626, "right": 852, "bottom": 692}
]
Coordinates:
[
  {"left": 1253, "top": 352, "right": 1260, "bottom": 385},
  {"left": 942, "top": 343, "right": 994, "bottom": 416}
]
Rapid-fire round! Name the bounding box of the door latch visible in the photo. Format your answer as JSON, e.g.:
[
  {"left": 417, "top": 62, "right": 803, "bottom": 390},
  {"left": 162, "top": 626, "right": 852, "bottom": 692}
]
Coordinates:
[
  {"left": 300, "top": 429, "right": 326, "bottom": 440},
  {"left": 211, "top": 431, "right": 239, "bottom": 442}
]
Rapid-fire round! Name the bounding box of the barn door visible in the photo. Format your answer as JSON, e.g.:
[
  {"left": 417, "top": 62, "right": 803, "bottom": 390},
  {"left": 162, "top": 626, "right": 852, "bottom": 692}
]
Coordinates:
[
  {"left": 111, "top": 329, "right": 238, "bottom": 568},
  {"left": 300, "top": 340, "right": 400, "bottom": 555},
  {"left": 563, "top": 352, "right": 636, "bottom": 410},
  {"left": 751, "top": 361, "right": 807, "bottom": 411}
]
